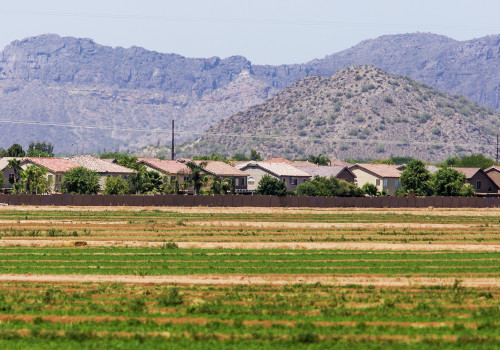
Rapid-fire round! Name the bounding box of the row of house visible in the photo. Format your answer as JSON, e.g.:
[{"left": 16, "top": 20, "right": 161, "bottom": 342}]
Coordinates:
[{"left": 1, "top": 155, "right": 499, "bottom": 196}]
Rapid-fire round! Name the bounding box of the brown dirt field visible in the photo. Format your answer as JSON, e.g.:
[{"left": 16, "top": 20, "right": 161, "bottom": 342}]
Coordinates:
[
  {"left": 188, "top": 220, "right": 483, "bottom": 229},
  {"left": 0, "top": 239, "right": 499, "bottom": 251},
  {"left": 2, "top": 205, "right": 500, "bottom": 217},
  {"left": 0, "top": 273, "right": 498, "bottom": 287}
]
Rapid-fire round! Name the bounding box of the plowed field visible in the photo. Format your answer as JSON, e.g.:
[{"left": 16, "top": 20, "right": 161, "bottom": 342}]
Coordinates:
[{"left": 0, "top": 205, "right": 498, "bottom": 349}]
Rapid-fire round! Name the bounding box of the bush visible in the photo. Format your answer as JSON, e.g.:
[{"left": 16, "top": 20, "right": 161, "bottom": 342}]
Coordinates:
[
  {"left": 62, "top": 167, "right": 100, "bottom": 194},
  {"left": 297, "top": 176, "right": 364, "bottom": 197},
  {"left": 103, "top": 176, "right": 130, "bottom": 195},
  {"left": 255, "top": 175, "right": 287, "bottom": 196},
  {"left": 362, "top": 183, "right": 378, "bottom": 196}
]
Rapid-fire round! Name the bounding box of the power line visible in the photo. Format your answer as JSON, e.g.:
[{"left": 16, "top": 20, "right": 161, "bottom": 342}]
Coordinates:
[{"left": 0, "top": 118, "right": 496, "bottom": 149}]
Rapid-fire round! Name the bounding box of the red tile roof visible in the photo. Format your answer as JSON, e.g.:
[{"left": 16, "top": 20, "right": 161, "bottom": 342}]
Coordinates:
[
  {"left": 194, "top": 161, "right": 248, "bottom": 177},
  {"left": 138, "top": 158, "right": 191, "bottom": 175},
  {"left": 71, "top": 156, "right": 135, "bottom": 174},
  {"left": 23, "top": 157, "right": 78, "bottom": 173},
  {"left": 453, "top": 167, "right": 481, "bottom": 179}
]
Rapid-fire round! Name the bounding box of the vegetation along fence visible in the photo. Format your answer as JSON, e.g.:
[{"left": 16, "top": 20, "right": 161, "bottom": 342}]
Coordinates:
[{"left": 0, "top": 194, "right": 499, "bottom": 208}]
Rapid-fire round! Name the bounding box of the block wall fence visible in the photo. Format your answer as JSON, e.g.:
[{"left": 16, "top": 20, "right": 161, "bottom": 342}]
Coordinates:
[{"left": 0, "top": 194, "right": 499, "bottom": 208}]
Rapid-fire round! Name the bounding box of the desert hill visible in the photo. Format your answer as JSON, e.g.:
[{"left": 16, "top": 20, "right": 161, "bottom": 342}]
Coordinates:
[{"left": 185, "top": 66, "right": 499, "bottom": 162}]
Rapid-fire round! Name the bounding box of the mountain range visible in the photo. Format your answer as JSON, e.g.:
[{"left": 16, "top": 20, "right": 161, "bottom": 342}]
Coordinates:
[{"left": 1, "top": 32, "right": 500, "bottom": 156}]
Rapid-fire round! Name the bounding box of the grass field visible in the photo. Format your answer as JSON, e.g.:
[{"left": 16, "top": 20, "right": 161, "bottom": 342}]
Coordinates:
[{"left": 0, "top": 206, "right": 498, "bottom": 349}]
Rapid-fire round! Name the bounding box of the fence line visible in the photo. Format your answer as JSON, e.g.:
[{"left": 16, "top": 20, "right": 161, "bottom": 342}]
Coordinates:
[{"left": 0, "top": 194, "right": 499, "bottom": 208}]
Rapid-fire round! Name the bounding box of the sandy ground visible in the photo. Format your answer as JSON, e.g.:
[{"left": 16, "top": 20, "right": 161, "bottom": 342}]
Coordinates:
[
  {"left": 1, "top": 205, "right": 500, "bottom": 216},
  {"left": 188, "top": 220, "right": 483, "bottom": 229},
  {"left": 0, "top": 239, "right": 498, "bottom": 251},
  {"left": 0, "top": 273, "right": 497, "bottom": 287}
]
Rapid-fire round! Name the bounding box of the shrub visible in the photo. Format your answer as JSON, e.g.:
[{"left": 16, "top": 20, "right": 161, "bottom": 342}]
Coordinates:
[{"left": 103, "top": 176, "right": 130, "bottom": 195}]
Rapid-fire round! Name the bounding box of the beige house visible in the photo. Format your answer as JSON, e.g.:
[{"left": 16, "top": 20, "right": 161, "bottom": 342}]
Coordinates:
[
  {"left": 70, "top": 156, "right": 135, "bottom": 189},
  {"left": 349, "top": 163, "right": 402, "bottom": 194},
  {"left": 293, "top": 165, "right": 356, "bottom": 183},
  {"left": 20, "top": 157, "right": 79, "bottom": 192},
  {"left": 454, "top": 167, "right": 499, "bottom": 195},
  {"left": 0, "top": 157, "right": 24, "bottom": 192},
  {"left": 138, "top": 158, "right": 191, "bottom": 187},
  {"left": 237, "top": 162, "right": 310, "bottom": 192},
  {"left": 194, "top": 161, "right": 249, "bottom": 192},
  {"left": 485, "top": 166, "right": 500, "bottom": 194}
]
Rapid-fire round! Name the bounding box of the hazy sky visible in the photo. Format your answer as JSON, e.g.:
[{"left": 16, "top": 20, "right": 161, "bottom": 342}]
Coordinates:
[{"left": 1, "top": 0, "right": 500, "bottom": 65}]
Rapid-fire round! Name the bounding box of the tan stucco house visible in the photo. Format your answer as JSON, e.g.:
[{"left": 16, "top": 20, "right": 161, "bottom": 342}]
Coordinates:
[
  {"left": 349, "top": 163, "right": 402, "bottom": 195},
  {"left": 237, "top": 162, "right": 310, "bottom": 192}
]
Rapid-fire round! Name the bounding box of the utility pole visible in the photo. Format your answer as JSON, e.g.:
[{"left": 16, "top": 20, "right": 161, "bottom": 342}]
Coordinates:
[
  {"left": 171, "top": 120, "right": 175, "bottom": 160},
  {"left": 497, "top": 134, "right": 499, "bottom": 163}
]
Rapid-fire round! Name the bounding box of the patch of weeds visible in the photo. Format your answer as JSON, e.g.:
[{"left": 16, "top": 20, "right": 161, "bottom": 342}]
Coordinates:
[
  {"left": 161, "top": 242, "right": 179, "bottom": 249},
  {"left": 159, "top": 288, "right": 184, "bottom": 306}
]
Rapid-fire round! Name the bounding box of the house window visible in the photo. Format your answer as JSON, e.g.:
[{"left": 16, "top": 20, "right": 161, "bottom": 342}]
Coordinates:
[
  {"left": 234, "top": 178, "right": 239, "bottom": 186},
  {"left": 376, "top": 179, "right": 381, "bottom": 186},
  {"left": 184, "top": 176, "right": 189, "bottom": 181},
  {"left": 395, "top": 179, "right": 400, "bottom": 188},
  {"left": 291, "top": 177, "right": 298, "bottom": 186},
  {"left": 241, "top": 177, "right": 247, "bottom": 186},
  {"left": 476, "top": 180, "right": 481, "bottom": 190},
  {"left": 248, "top": 177, "right": 255, "bottom": 185},
  {"left": 383, "top": 179, "right": 388, "bottom": 187},
  {"left": 56, "top": 175, "right": 62, "bottom": 182},
  {"left": 8, "top": 174, "right": 14, "bottom": 183}
]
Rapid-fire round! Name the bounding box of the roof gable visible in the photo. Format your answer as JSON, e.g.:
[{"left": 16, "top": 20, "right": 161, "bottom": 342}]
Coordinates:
[
  {"left": 350, "top": 163, "right": 402, "bottom": 178},
  {"left": 138, "top": 158, "right": 191, "bottom": 175},
  {"left": 238, "top": 162, "right": 310, "bottom": 177},
  {"left": 23, "top": 157, "right": 79, "bottom": 173}
]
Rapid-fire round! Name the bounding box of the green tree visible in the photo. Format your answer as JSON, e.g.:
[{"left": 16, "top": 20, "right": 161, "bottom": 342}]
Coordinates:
[
  {"left": 308, "top": 154, "right": 330, "bottom": 166},
  {"left": 255, "top": 175, "right": 287, "bottom": 196},
  {"left": 361, "top": 183, "right": 378, "bottom": 196},
  {"left": 62, "top": 167, "right": 100, "bottom": 194},
  {"left": 26, "top": 149, "right": 52, "bottom": 157},
  {"left": 103, "top": 176, "right": 130, "bottom": 195},
  {"left": 431, "top": 167, "right": 475, "bottom": 196},
  {"left": 7, "top": 159, "right": 21, "bottom": 184},
  {"left": 28, "top": 141, "right": 54, "bottom": 156},
  {"left": 185, "top": 161, "right": 211, "bottom": 195},
  {"left": 6, "top": 144, "right": 25, "bottom": 157},
  {"left": 0, "top": 170, "right": 4, "bottom": 190},
  {"left": 455, "top": 154, "right": 495, "bottom": 169},
  {"left": 100, "top": 152, "right": 141, "bottom": 170},
  {"left": 193, "top": 153, "right": 231, "bottom": 163},
  {"left": 397, "top": 159, "right": 433, "bottom": 196},
  {"left": 127, "top": 169, "right": 163, "bottom": 194},
  {"left": 232, "top": 152, "right": 250, "bottom": 161},
  {"left": 250, "top": 149, "right": 263, "bottom": 161},
  {"left": 297, "top": 176, "right": 364, "bottom": 197},
  {"left": 13, "top": 165, "right": 50, "bottom": 194},
  {"left": 163, "top": 177, "right": 180, "bottom": 194}
]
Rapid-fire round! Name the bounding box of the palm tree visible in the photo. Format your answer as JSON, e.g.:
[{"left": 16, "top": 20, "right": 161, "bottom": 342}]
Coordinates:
[
  {"left": 7, "top": 159, "right": 21, "bottom": 184},
  {"left": 185, "top": 161, "right": 211, "bottom": 195}
]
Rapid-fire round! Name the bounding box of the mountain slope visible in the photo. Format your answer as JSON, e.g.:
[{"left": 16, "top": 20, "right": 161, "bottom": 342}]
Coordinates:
[
  {"left": 2, "top": 33, "right": 500, "bottom": 153},
  {"left": 186, "top": 66, "right": 500, "bottom": 162}
]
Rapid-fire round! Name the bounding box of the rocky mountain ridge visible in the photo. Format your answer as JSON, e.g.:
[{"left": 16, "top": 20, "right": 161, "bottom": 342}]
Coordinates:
[
  {"left": 2, "top": 33, "right": 500, "bottom": 152},
  {"left": 187, "top": 66, "right": 499, "bottom": 162}
]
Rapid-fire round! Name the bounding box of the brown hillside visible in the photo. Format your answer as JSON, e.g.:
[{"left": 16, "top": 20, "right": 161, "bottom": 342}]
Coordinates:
[{"left": 183, "top": 66, "right": 500, "bottom": 162}]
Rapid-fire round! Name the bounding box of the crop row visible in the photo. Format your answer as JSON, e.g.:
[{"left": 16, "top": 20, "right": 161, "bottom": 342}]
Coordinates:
[
  {"left": 1, "top": 209, "right": 500, "bottom": 225},
  {"left": 1, "top": 223, "right": 499, "bottom": 244},
  {"left": 0, "top": 281, "right": 498, "bottom": 349},
  {"left": 0, "top": 248, "right": 498, "bottom": 276}
]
